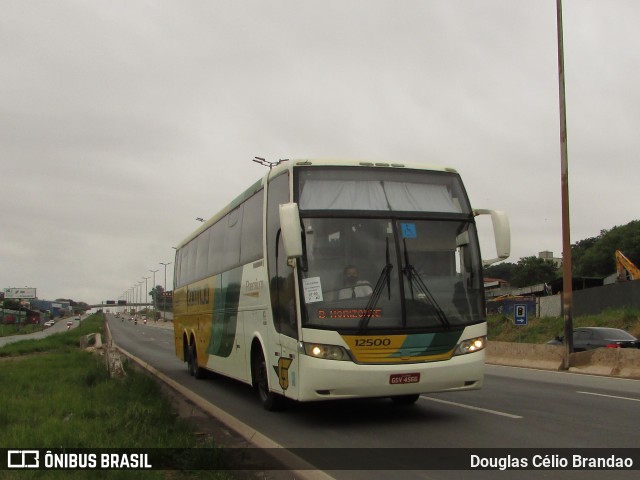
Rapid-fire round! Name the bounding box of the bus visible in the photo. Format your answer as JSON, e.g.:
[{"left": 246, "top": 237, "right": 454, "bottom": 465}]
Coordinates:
[{"left": 173, "top": 159, "right": 510, "bottom": 410}]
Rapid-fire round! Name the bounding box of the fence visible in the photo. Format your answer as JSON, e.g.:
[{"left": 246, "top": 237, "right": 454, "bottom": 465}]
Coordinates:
[{"left": 538, "top": 280, "right": 640, "bottom": 317}]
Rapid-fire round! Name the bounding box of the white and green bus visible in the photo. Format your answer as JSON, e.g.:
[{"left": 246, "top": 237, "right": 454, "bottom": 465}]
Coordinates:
[{"left": 173, "top": 159, "right": 509, "bottom": 410}]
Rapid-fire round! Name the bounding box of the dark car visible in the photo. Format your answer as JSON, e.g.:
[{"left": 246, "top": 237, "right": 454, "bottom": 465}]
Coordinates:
[{"left": 548, "top": 327, "right": 640, "bottom": 352}]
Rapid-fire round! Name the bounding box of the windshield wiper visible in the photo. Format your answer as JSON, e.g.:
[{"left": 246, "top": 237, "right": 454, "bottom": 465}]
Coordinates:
[
  {"left": 402, "top": 239, "right": 450, "bottom": 329},
  {"left": 359, "top": 237, "right": 393, "bottom": 332}
]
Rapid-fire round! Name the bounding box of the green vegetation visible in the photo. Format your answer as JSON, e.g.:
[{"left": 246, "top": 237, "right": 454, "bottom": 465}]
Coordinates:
[
  {"left": 150, "top": 285, "right": 173, "bottom": 312},
  {"left": 572, "top": 220, "right": 640, "bottom": 277},
  {"left": 488, "top": 307, "right": 640, "bottom": 343},
  {"left": 0, "top": 318, "right": 101, "bottom": 357},
  {"left": 0, "top": 323, "right": 43, "bottom": 337},
  {"left": 0, "top": 313, "right": 233, "bottom": 480},
  {"left": 484, "top": 219, "right": 640, "bottom": 285}
]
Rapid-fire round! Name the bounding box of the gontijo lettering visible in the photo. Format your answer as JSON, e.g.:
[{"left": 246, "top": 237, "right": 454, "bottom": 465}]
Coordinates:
[{"left": 187, "top": 286, "right": 209, "bottom": 305}]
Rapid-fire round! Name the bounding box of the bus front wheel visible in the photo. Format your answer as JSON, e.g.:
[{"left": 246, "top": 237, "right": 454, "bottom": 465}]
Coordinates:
[{"left": 252, "top": 350, "right": 282, "bottom": 411}]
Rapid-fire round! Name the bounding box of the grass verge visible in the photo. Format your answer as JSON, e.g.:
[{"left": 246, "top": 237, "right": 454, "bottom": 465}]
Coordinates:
[
  {"left": 0, "top": 313, "right": 234, "bottom": 480},
  {"left": 0, "top": 323, "right": 43, "bottom": 338},
  {"left": 487, "top": 307, "right": 640, "bottom": 343}
]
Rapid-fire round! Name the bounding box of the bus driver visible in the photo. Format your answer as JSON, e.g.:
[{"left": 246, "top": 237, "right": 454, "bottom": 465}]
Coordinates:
[{"left": 338, "top": 265, "right": 373, "bottom": 300}]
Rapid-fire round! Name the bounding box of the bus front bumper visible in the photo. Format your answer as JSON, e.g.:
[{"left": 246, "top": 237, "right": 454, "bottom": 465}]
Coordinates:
[{"left": 295, "top": 350, "right": 485, "bottom": 402}]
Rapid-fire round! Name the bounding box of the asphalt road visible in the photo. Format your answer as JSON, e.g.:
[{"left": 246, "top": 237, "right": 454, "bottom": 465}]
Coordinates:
[{"left": 106, "top": 314, "right": 640, "bottom": 480}]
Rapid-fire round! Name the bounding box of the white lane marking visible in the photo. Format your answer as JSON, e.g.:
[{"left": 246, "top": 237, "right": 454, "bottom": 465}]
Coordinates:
[
  {"left": 577, "top": 391, "right": 640, "bottom": 403},
  {"left": 421, "top": 396, "right": 523, "bottom": 418}
]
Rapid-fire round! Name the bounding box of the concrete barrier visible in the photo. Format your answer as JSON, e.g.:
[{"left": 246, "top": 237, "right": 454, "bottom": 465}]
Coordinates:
[
  {"left": 568, "top": 348, "right": 640, "bottom": 378},
  {"left": 486, "top": 341, "right": 564, "bottom": 371},
  {"left": 486, "top": 341, "right": 640, "bottom": 379}
]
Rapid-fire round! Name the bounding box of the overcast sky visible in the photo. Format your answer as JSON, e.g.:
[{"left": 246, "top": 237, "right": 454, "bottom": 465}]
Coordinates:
[{"left": 2, "top": 0, "right": 639, "bottom": 305}]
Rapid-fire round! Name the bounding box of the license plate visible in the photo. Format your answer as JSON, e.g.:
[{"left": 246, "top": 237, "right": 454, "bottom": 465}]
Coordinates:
[{"left": 389, "top": 373, "right": 420, "bottom": 385}]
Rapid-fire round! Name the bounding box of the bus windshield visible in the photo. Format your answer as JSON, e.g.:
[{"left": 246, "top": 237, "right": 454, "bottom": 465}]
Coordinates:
[
  {"left": 298, "top": 216, "right": 484, "bottom": 332},
  {"left": 294, "top": 166, "right": 484, "bottom": 332}
]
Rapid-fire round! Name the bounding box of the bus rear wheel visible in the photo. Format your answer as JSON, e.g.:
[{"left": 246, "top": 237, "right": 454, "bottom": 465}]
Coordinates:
[
  {"left": 188, "top": 344, "right": 204, "bottom": 379},
  {"left": 253, "top": 350, "right": 283, "bottom": 411}
]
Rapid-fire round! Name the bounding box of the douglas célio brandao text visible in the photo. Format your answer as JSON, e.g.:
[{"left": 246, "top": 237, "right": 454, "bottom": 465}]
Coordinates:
[{"left": 470, "top": 454, "right": 634, "bottom": 470}]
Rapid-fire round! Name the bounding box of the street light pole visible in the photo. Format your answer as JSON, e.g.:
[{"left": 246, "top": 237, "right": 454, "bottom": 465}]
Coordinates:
[
  {"left": 138, "top": 281, "right": 144, "bottom": 309},
  {"left": 142, "top": 277, "right": 150, "bottom": 313},
  {"left": 159, "top": 262, "right": 172, "bottom": 321},
  {"left": 130, "top": 287, "right": 134, "bottom": 314}
]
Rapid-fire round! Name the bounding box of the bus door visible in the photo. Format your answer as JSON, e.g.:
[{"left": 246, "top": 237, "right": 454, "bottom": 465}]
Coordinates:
[
  {"left": 267, "top": 172, "right": 300, "bottom": 399},
  {"left": 271, "top": 271, "right": 300, "bottom": 400}
]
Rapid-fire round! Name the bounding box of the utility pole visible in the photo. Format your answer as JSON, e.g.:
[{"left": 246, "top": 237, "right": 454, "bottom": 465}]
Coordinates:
[{"left": 556, "top": 0, "right": 574, "bottom": 368}]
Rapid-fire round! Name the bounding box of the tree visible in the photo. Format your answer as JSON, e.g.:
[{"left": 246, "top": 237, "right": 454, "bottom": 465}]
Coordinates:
[
  {"left": 483, "top": 262, "right": 518, "bottom": 283},
  {"left": 571, "top": 236, "right": 598, "bottom": 273},
  {"left": 150, "top": 285, "right": 164, "bottom": 307},
  {"left": 572, "top": 220, "right": 640, "bottom": 277},
  {"left": 510, "top": 256, "right": 559, "bottom": 288},
  {"left": 150, "top": 285, "right": 172, "bottom": 311},
  {"left": 483, "top": 220, "right": 640, "bottom": 286},
  {"left": 2, "top": 299, "right": 22, "bottom": 310}
]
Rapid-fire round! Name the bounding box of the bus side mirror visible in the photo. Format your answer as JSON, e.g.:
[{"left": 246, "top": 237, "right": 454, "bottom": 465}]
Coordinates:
[
  {"left": 279, "top": 203, "right": 303, "bottom": 260},
  {"left": 473, "top": 209, "right": 510, "bottom": 266}
]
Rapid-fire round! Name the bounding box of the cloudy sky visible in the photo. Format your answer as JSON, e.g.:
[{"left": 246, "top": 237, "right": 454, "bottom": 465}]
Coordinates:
[{"left": 2, "top": 0, "right": 639, "bottom": 305}]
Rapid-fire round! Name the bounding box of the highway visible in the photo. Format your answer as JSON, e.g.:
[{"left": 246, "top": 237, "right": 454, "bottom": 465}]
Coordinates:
[{"left": 106, "top": 314, "right": 639, "bottom": 480}]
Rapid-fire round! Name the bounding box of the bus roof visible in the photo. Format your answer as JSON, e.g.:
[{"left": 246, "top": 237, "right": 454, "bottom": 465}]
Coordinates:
[
  {"left": 174, "top": 159, "right": 458, "bottom": 249},
  {"left": 267, "top": 158, "right": 457, "bottom": 177}
]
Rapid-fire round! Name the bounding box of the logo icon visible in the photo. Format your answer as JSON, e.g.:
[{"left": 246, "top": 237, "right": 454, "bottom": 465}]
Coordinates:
[{"left": 8, "top": 450, "right": 39, "bottom": 469}]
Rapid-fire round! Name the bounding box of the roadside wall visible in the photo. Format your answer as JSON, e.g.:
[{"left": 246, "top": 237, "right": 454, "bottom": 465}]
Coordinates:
[
  {"left": 524, "top": 281, "right": 640, "bottom": 318},
  {"left": 486, "top": 341, "right": 640, "bottom": 379},
  {"left": 538, "top": 295, "right": 561, "bottom": 317},
  {"left": 573, "top": 280, "right": 640, "bottom": 316}
]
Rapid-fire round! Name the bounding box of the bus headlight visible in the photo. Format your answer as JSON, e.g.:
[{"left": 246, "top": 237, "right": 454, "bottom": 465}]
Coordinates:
[
  {"left": 455, "top": 336, "right": 486, "bottom": 355},
  {"left": 300, "top": 342, "right": 351, "bottom": 361}
]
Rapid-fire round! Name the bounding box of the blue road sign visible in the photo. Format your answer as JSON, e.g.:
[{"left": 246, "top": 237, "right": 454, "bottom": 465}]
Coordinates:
[{"left": 514, "top": 304, "right": 528, "bottom": 326}]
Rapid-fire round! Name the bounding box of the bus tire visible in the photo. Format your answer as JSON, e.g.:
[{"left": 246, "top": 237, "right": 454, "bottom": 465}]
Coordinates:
[
  {"left": 186, "top": 343, "right": 194, "bottom": 376},
  {"left": 252, "top": 350, "right": 282, "bottom": 411},
  {"left": 390, "top": 394, "right": 420, "bottom": 405},
  {"left": 188, "top": 344, "right": 204, "bottom": 379}
]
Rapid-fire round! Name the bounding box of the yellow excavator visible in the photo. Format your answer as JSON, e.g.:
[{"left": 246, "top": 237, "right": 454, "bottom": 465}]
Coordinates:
[{"left": 615, "top": 250, "right": 640, "bottom": 281}]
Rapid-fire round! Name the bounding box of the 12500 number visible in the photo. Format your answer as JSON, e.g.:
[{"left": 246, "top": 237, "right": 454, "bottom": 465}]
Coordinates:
[{"left": 354, "top": 338, "right": 391, "bottom": 347}]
